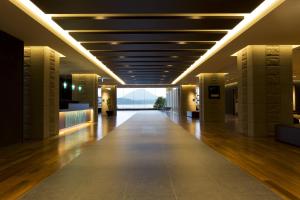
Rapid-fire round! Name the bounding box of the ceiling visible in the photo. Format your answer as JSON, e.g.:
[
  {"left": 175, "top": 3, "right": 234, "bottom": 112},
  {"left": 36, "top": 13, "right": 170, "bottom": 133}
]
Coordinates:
[
  {"left": 30, "top": 0, "right": 264, "bottom": 84},
  {"left": 178, "top": 0, "right": 300, "bottom": 85}
]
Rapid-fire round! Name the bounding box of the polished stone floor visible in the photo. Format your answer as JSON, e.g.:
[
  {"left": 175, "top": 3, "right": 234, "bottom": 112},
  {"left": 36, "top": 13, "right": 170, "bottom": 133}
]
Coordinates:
[
  {"left": 0, "top": 111, "right": 136, "bottom": 200},
  {"left": 21, "top": 111, "right": 278, "bottom": 200}
]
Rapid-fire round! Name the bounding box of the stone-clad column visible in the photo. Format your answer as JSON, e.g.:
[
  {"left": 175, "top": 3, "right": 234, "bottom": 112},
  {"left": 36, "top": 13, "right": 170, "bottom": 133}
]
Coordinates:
[
  {"left": 24, "top": 46, "right": 60, "bottom": 139},
  {"left": 198, "top": 73, "right": 225, "bottom": 122},
  {"left": 237, "top": 45, "right": 293, "bottom": 136},
  {"left": 101, "top": 85, "right": 117, "bottom": 116},
  {"left": 72, "top": 74, "right": 99, "bottom": 121},
  {"left": 179, "top": 85, "right": 196, "bottom": 116}
]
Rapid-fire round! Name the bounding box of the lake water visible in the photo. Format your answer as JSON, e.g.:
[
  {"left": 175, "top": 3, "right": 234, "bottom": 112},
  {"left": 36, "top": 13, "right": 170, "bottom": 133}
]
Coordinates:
[{"left": 117, "top": 104, "right": 154, "bottom": 109}]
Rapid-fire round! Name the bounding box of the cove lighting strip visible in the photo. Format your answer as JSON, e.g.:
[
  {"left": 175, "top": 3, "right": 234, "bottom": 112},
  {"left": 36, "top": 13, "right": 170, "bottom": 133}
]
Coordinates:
[
  {"left": 10, "top": 0, "right": 125, "bottom": 85},
  {"left": 172, "top": 0, "right": 285, "bottom": 85}
]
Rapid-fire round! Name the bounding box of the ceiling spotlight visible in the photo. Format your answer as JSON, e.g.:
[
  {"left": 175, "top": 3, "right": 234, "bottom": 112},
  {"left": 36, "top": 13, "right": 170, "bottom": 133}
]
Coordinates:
[
  {"left": 119, "top": 56, "right": 125, "bottom": 59},
  {"left": 167, "top": 64, "right": 173, "bottom": 67},
  {"left": 164, "top": 70, "right": 169, "bottom": 73},
  {"left": 171, "top": 56, "right": 178, "bottom": 58},
  {"left": 178, "top": 41, "right": 187, "bottom": 45},
  {"left": 128, "top": 70, "right": 133, "bottom": 73},
  {"left": 111, "top": 42, "right": 119, "bottom": 45},
  {"left": 131, "top": 75, "right": 135, "bottom": 78},
  {"left": 94, "top": 16, "right": 106, "bottom": 20},
  {"left": 189, "top": 16, "right": 202, "bottom": 20},
  {"left": 160, "top": 78, "right": 164, "bottom": 81}
]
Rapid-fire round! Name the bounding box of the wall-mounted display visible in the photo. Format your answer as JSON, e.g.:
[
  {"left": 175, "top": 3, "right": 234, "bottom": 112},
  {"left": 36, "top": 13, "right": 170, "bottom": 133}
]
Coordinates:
[{"left": 208, "top": 85, "right": 221, "bottom": 99}]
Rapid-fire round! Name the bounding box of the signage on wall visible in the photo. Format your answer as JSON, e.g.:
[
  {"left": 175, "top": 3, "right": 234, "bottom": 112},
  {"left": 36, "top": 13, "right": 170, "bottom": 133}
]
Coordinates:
[{"left": 208, "top": 85, "right": 220, "bottom": 99}]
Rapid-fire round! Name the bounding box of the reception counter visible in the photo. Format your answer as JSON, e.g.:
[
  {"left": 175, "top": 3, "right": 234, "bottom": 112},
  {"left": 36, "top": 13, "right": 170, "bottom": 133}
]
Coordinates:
[{"left": 59, "top": 103, "right": 93, "bottom": 132}]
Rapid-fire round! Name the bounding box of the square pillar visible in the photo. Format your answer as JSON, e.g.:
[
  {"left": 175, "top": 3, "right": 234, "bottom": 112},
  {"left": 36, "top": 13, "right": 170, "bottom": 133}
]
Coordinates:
[
  {"left": 72, "top": 74, "right": 99, "bottom": 122},
  {"left": 199, "top": 73, "right": 225, "bottom": 122},
  {"left": 166, "top": 87, "right": 180, "bottom": 113},
  {"left": 101, "top": 85, "right": 117, "bottom": 116},
  {"left": 237, "top": 45, "right": 293, "bottom": 136},
  {"left": 24, "top": 47, "right": 60, "bottom": 139},
  {"left": 179, "top": 85, "right": 196, "bottom": 116}
]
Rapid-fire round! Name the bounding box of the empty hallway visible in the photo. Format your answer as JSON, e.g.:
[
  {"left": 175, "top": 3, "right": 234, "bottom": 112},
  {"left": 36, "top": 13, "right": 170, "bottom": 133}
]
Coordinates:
[
  {"left": 1, "top": 0, "right": 300, "bottom": 199},
  {"left": 21, "top": 112, "right": 278, "bottom": 200}
]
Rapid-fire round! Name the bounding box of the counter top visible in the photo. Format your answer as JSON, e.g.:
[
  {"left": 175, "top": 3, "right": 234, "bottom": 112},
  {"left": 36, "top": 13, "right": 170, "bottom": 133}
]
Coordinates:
[
  {"left": 60, "top": 103, "right": 91, "bottom": 112},
  {"left": 59, "top": 108, "right": 92, "bottom": 112}
]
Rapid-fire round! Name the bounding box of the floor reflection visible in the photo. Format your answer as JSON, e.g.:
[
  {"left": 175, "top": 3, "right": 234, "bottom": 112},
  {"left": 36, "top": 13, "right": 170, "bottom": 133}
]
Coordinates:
[
  {"left": 165, "top": 111, "right": 202, "bottom": 140},
  {"left": 96, "top": 111, "right": 136, "bottom": 140},
  {"left": 0, "top": 111, "right": 136, "bottom": 200},
  {"left": 164, "top": 111, "right": 300, "bottom": 200}
]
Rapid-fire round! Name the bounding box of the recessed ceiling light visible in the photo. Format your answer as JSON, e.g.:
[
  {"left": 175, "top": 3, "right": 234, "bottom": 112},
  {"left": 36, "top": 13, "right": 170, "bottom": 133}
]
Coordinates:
[
  {"left": 111, "top": 42, "right": 119, "bottom": 45},
  {"left": 128, "top": 70, "right": 132, "bottom": 73},
  {"left": 178, "top": 42, "right": 187, "bottom": 45},
  {"left": 94, "top": 16, "right": 106, "bottom": 20},
  {"left": 171, "top": 56, "right": 178, "bottom": 58},
  {"left": 189, "top": 16, "right": 203, "bottom": 20},
  {"left": 119, "top": 56, "right": 125, "bottom": 59},
  {"left": 164, "top": 70, "right": 169, "bottom": 73},
  {"left": 162, "top": 75, "right": 166, "bottom": 77},
  {"left": 167, "top": 65, "right": 173, "bottom": 67},
  {"left": 131, "top": 75, "right": 135, "bottom": 78}
]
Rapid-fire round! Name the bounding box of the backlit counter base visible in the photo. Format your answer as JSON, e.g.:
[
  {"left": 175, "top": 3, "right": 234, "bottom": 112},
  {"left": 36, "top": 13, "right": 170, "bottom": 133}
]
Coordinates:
[{"left": 59, "top": 108, "right": 93, "bottom": 133}]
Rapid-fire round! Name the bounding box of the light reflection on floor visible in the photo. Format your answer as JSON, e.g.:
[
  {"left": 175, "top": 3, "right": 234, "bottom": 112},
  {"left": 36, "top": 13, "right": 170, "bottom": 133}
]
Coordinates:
[
  {"left": 57, "top": 111, "right": 137, "bottom": 158},
  {"left": 165, "top": 111, "right": 202, "bottom": 140},
  {"left": 96, "top": 111, "right": 137, "bottom": 140}
]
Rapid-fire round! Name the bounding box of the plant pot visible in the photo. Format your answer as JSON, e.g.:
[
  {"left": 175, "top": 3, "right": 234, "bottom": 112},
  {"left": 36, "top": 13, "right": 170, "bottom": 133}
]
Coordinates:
[{"left": 106, "top": 110, "right": 114, "bottom": 116}]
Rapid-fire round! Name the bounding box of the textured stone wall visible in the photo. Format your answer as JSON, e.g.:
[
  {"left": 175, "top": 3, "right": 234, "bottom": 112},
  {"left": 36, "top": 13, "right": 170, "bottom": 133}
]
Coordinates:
[
  {"left": 23, "top": 47, "right": 60, "bottom": 139},
  {"left": 237, "top": 45, "right": 293, "bottom": 136}
]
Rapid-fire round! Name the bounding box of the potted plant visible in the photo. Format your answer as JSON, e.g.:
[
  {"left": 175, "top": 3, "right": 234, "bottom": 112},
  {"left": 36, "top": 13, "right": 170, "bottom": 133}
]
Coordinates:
[
  {"left": 105, "top": 98, "right": 114, "bottom": 116},
  {"left": 153, "top": 97, "right": 166, "bottom": 110}
]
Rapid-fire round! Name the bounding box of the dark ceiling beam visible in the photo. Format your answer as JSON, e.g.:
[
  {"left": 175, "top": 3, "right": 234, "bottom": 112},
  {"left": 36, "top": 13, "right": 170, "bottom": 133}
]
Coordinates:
[
  {"left": 71, "top": 32, "right": 225, "bottom": 42},
  {"left": 96, "top": 55, "right": 200, "bottom": 59},
  {"left": 100, "top": 57, "right": 196, "bottom": 62},
  {"left": 31, "top": 0, "right": 263, "bottom": 14},
  {"left": 102, "top": 61, "right": 193, "bottom": 65},
  {"left": 83, "top": 43, "right": 213, "bottom": 51},
  {"left": 94, "top": 51, "right": 203, "bottom": 57},
  {"left": 55, "top": 18, "right": 241, "bottom": 30}
]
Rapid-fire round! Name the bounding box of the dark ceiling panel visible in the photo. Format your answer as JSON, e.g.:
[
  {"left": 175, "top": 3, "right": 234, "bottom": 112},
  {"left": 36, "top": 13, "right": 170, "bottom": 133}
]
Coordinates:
[
  {"left": 71, "top": 32, "right": 225, "bottom": 42},
  {"left": 32, "top": 0, "right": 264, "bottom": 14},
  {"left": 94, "top": 51, "right": 204, "bottom": 57},
  {"left": 99, "top": 57, "right": 196, "bottom": 62},
  {"left": 30, "top": 0, "right": 264, "bottom": 84},
  {"left": 55, "top": 18, "right": 241, "bottom": 30},
  {"left": 102, "top": 61, "right": 194, "bottom": 65},
  {"left": 83, "top": 43, "right": 213, "bottom": 51}
]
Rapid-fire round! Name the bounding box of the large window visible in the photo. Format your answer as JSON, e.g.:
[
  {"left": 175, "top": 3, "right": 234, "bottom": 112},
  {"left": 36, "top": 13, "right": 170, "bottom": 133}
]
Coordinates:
[{"left": 117, "top": 88, "right": 166, "bottom": 109}]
